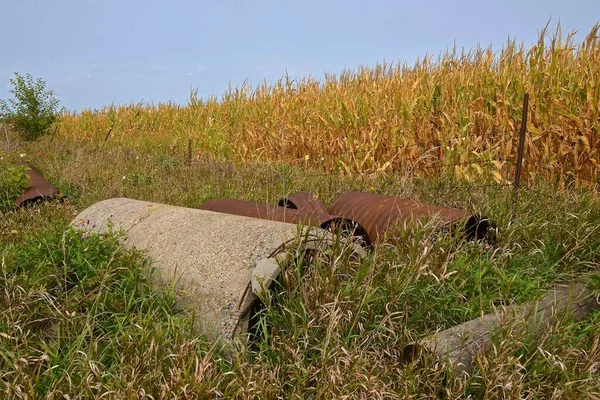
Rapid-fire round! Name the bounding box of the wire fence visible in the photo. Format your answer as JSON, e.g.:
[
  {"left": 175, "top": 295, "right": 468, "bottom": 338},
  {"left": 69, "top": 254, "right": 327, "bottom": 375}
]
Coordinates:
[
  {"left": 529, "top": 130, "right": 600, "bottom": 151},
  {"left": 169, "top": 93, "right": 600, "bottom": 201},
  {"left": 294, "top": 95, "right": 597, "bottom": 196},
  {"left": 263, "top": 142, "right": 595, "bottom": 194}
]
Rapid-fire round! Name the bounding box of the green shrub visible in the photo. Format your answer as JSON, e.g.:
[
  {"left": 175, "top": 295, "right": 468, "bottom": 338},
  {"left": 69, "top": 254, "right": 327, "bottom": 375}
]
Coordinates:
[
  {"left": 0, "top": 159, "right": 29, "bottom": 212},
  {"left": 0, "top": 73, "right": 61, "bottom": 141}
]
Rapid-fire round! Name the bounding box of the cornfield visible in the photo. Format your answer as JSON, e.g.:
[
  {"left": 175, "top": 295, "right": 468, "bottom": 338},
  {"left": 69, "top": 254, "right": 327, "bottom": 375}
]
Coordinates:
[{"left": 58, "top": 24, "right": 600, "bottom": 186}]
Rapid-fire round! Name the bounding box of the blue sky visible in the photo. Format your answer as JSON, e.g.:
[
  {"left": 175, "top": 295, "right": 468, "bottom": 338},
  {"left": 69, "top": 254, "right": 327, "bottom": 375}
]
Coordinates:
[{"left": 1, "top": 1, "right": 598, "bottom": 111}]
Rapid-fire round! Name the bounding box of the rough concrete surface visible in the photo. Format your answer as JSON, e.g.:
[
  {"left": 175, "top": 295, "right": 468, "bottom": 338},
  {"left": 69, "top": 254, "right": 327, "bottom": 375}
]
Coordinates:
[
  {"left": 72, "top": 198, "right": 322, "bottom": 343},
  {"left": 404, "top": 282, "right": 600, "bottom": 376}
]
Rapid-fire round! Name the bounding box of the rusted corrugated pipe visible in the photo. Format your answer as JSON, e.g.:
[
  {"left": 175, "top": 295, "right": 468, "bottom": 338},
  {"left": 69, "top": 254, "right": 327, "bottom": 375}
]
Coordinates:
[
  {"left": 15, "top": 163, "right": 59, "bottom": 206},
  {"left": 277, "top": 191, "right": 329, "bottom": 215},
  {"left": 199, "top": 198, "right": 329, "bottom": 226},
  {"left": 199, "top": 198, "right": 370, "bottom": 244},
  {"left": 328, "top": 191, "right": 490, "bottom": 245}
]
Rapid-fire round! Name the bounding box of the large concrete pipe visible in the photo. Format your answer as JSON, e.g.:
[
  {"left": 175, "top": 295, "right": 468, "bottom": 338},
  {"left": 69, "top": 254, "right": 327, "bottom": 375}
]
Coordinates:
[{"left": 72, "top": 198, "right": 351, "bottom": 344}]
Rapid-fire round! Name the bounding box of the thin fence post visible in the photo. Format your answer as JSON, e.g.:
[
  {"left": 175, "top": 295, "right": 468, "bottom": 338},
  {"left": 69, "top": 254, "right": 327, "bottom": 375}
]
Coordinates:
[
  {"left": 187, "top": 138, "right": 192, "bottom": 166},
  {"left": 4, "top": 124, "right": 9, "bottom": 150},
  {"left": 49, "top": 126, "right": 59, "bottom": 143},
  {"left": 103, "top": 127, "right": 113, "bottom": 143},
  {"left": 512, "top": 93, "right": 529, "bottom": 221}
]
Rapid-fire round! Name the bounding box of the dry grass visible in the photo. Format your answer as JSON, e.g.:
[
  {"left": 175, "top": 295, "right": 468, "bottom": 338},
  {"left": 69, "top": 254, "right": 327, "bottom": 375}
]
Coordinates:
[{"left": 2, "top": 137, "right": 600, "bottom": 398}]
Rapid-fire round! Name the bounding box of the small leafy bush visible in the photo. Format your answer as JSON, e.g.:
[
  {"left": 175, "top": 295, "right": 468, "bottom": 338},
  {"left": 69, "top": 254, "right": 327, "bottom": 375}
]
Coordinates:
[
  {"left": 0, "top": 72, "right": 61, "bottom": 141},
  {"left": 0, "top": 159, "right": 29, "bottom": 212}
]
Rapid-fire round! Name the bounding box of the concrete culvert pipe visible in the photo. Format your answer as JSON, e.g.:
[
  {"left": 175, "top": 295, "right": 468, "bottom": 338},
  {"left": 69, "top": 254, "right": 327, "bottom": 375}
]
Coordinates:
[
  {"left": 71, "top": 198, "right": 360, "bottom": 345},
  {"left": 402, "top": 282, "right": 600, "bottom": 377}
]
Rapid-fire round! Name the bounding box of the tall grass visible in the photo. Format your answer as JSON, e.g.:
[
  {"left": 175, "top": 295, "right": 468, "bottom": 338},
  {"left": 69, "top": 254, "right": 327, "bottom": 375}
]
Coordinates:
[
  {"left": 58, "top": 24, "right": 600, "bottom": 186},
  {"left": 2, "top": 147, "right": 600, "bottom": 397}
]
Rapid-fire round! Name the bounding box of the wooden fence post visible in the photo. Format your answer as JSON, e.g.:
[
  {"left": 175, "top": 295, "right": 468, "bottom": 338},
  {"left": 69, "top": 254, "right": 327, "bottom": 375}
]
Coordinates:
[
  {"left": 512, "top": 93, "right": 529, "bottom": 221},
  {"left": 187, "top": 138, "right": 192, "bottom": 166},
  {"left": 3, "top": 124, "right": 9, "bottom": 150},
  {"left": 49, "top": 126, "right": 59, "bottom": 143}
]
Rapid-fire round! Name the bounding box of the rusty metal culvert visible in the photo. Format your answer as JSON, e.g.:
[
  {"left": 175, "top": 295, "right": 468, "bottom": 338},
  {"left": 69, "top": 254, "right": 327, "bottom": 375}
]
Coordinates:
[
  {"left": 277, "top": 191, "right": 329, "bottom": 215},
  {"left": 15, "top": 164, "right": 59, "bottom": 206},
  {"left": 328, "top": 192, "right": 490, "bottom": 245},
  {"left": 199, "top": 198, "right": 330, "bottom": 227},
  {"left": 72, "top": 198, "right": 363, "bottom": 346},
  {"left": 200, "top": 197, "right": 369, "bottom": 244}
]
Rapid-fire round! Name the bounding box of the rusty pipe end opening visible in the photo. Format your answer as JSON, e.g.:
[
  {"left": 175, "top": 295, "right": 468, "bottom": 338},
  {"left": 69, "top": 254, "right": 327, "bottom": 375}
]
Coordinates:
[
  {"left": 320, "top": 218, "right": 371, "bottom": 247},
  {"left": 463, "top": 215, "right": 492, "bottom": 241},
  {"left": 277, "top": 198, "right": 297, "bottom": 209},
  {"left": 402, "top": 342, "right": 425, "bottom": 362},
  {"left": 16, "top": 195, "right": 48, "bottom": 208}
]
